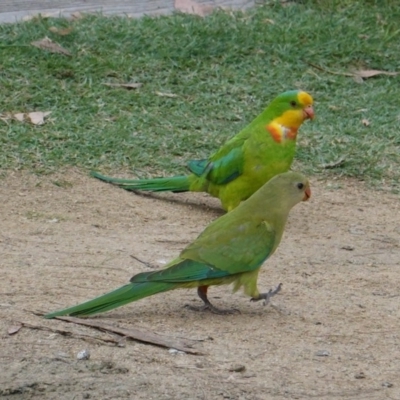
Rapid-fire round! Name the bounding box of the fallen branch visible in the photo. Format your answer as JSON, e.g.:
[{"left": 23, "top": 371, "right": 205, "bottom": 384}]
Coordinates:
[
  {"left": 33, "top": 312, "right": 203, "bottom": 355},
  {"left": 20, "top": 322, "right": 120, "bottom": 345},
  {"left": 305, "top": 62, "right": 354, "bottom": 77},
  {"left": 103, "top": 82, "right": 142, "bottom": 89}
]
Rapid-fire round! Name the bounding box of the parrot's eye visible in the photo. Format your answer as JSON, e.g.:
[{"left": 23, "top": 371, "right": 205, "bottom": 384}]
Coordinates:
[
  {"left": 297, "top": 182, "right": 304, "bottom": 190},
  {"left": 290, "top": 100, "right": 297, "bottom": 107}
]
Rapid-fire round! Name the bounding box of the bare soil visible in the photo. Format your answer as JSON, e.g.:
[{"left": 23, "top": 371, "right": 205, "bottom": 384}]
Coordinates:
[{"left": 1, "top": 169, "right": 399, "bottom": 400}]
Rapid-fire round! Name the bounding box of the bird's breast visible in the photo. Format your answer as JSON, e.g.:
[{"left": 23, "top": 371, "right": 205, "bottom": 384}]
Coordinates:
[{"left": 266, "top": 122, "right": 298, "bottom": 143}]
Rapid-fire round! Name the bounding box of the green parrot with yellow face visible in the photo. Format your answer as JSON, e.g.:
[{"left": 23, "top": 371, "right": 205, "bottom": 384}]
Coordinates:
[
  {"left": 45, "top": 171, "right": 311, "bottom": 318},
  {"left": 91, "top": 90, "right": 314, "bottom": 211}
]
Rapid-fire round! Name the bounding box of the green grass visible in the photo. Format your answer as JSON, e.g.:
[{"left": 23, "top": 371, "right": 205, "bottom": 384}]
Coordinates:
[{"left": 0, "top": 0, "right": 399, "bottom": 189}]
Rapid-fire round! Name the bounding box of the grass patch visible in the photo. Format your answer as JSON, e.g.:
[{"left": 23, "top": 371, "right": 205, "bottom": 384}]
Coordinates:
[{"left": 0, "top": 0, "right": 399, "bottom": 189}]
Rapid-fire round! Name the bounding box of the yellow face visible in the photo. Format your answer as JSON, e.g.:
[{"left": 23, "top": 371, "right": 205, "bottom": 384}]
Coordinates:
[
  {"left": 298, "top": 91, "right": 313, "bottom": 107},
  {"left": 275, "top": 91, "right": 314, "bottom": 129},
  {"left": 266, "top": 91, "right": 314, "bottom": 143}
]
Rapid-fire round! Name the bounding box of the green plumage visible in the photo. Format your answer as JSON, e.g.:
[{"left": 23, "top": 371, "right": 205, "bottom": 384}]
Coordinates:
[
  {"left": 91, "top": 90, "right": 314, "bottom": 211},
  {"left": 45, "top": 171, "right": 310, "bottom": 318},
  {"left": 90, "top": 172, "right": 191, "bottom": 193}
]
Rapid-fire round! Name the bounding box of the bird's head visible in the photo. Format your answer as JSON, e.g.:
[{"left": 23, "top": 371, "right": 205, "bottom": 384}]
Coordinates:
[
  {"left": 266, "top": 171, "right": 311, "bottom": 208},
  {"left": 270, "top": 90, "right": 314, "bottom": 128}
]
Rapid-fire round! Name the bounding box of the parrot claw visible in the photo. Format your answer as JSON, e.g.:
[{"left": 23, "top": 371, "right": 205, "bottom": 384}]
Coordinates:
[
  {"left": 188, "top": 286, "right": 240, "bottom": 314},
  {"left": 250, "top": 283, "right": 282, "bottom": 305}
]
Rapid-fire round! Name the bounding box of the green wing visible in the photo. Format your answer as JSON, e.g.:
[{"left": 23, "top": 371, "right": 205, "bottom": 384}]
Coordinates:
[
  {"left": 130, "top": 259, "right": 229, "bottom": 283},
  {"left": 184, "top": 217, "right": 276, "bottom": 274},
  {"left": 187, "top": 139, "right": 246, "bottom": 185},
  {"left": 187, "top": 159, "right": 208, "bottom": 176},
  {"left": 186, "top": 102, "right": 280, "bottom": 187},
  {"left": 131, "top": 218, "right": 275, "bottom": 284}
]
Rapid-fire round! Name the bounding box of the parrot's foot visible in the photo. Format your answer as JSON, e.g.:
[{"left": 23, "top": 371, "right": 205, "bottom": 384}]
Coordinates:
[
  {"left": 185, "top": 286, "right": 240, "bottom": 315},
  {"left": 250, "top": 283, "right": 282, "bottom": 306}
]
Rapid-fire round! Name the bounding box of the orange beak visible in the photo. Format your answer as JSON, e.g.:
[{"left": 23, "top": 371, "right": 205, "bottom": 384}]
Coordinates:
[
  {"left": 303, "top": 186, "right": 311, "bottom": 201},
  {"left": 303, "top": 105, "right": 315, "bottom": 120}
]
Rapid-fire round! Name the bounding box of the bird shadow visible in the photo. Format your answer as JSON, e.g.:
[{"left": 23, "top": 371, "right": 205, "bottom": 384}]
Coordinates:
[{"left": 128, "top": 190, "right": 225, "bottom": 216}]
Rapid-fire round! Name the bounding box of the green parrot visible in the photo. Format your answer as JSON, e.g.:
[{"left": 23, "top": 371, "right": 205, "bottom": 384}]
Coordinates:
[
  {"left": 45, "top": 171, "right": 311, "bottom": 318},
  {"left": 91, "top": 90, "right": 314, "bottom": 211}
]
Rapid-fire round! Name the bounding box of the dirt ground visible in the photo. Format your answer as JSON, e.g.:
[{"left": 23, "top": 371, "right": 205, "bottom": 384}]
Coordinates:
[{"left": 0, "top": 169, "right": 399, "bottom": 400}]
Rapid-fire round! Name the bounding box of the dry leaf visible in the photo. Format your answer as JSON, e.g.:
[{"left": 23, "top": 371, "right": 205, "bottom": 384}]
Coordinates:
[
  {"left": 263, "top": 19, "right": 275, "bottom": 24},
  {"left": 362, "top": 118, "right": 370, "bottom": 127},
  {"left": 13, "top": 113, "right": 25, "bottom": 122},
  {"left": 31, "top": 37, "right": 72, "bottom": 56},
  {"left": 174, "top": 0, "right": 214, "bottom": 16},
  {"left": 49, "top": 26, "right": 73, "bottom": 36},
  {"left": 22, "top": 15, "right": 34, "bottom": 22},
  {"left": 71, "top": 11, "right": 83, "bottom": 20},
  {"left": 8, "top": 324, "right": 22, "bottom": 335},
  {"left": 103, "top": 82, "right": 142, "bottom": 90},
  {"left": 155, "top": 91, "right": 178, "bottom": 98},
  {"left": 354, "top": 69, "right": 399, "bottom": 79},
  {"left": 307, "top": 63, "right": 399, "bottom": 81},
  {"left": 322, "top": 157, "right": 346, "bottom": 169},
  {"left": 40, "top": 12, "right": 58, "bottom": 19},
  {"left": 27, "top": 111, "right": 52, "bottom": 125}
]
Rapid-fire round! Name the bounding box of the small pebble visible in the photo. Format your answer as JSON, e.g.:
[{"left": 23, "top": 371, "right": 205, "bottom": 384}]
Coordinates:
[
  {"left": 354, "top": 372, "right": 365, "bottom": 379},
  {"left": 77, "top": 349, "right": 90, "bottom": 360},
  {"left": 168, "top": 348, "right": 186, "bottom": 355},
  {"left": 341, "top": 245, "right": 354, "bottom": 251},
  {"left": 382, "top": 382, "right": 393, "bottom": 388},
  {"left": 229, "top": 364, "right": 246, "bottom": 373},
  {"left": 315, "top": 350, "right": 330, "bottom": 357}
]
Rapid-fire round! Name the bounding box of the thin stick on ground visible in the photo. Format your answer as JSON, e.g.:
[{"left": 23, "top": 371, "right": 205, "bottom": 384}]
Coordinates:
[
  {"left": 130, "top": 254, "right": 158, "bottom": 269},
  {"left": 33, "top": 312, "right": 204, "bottom": 354},
  {"left": 20, "top": 322, "right": 121, "bottom": 345},
  {"left": 305, "top": 61, "right": 355, "bottom": 77}
]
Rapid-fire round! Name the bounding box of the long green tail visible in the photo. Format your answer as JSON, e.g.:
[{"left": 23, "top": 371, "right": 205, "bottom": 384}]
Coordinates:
[
  {"left": 90, "top": 171, "right": 191, "bottom": 193},
  {"left": 45, "top": 281, "right": 175, "bottom": 318}
]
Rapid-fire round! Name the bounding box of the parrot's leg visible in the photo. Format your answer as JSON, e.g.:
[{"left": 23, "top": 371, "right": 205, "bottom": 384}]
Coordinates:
[
  {"left": 186, "top": 286, "right": 240, "bottom": 315},
  {"left": 250, "top": 283, "right": 282, "bottom": 305}
]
